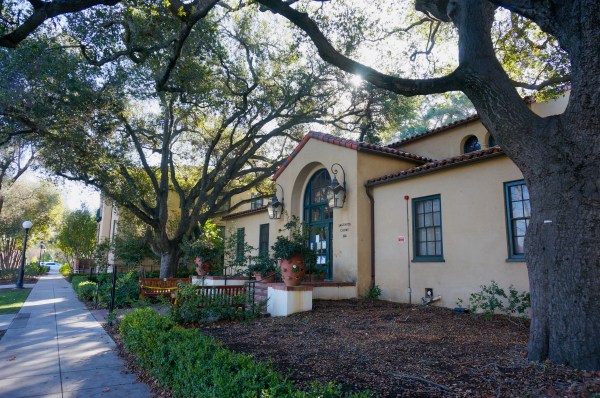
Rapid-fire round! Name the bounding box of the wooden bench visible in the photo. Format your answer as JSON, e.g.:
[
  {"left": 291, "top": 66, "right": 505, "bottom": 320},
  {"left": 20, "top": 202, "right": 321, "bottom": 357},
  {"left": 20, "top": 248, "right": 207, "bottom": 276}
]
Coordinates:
[
  {"left": 174, "top": 285, "right": 248, "bottom": 309},
  {"left": 140, "top": 277, "right": 191, "bottom": 301}
]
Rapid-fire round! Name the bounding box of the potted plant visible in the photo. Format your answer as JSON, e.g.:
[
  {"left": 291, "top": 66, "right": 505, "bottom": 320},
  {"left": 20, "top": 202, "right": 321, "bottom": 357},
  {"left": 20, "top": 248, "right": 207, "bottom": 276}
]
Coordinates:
[
  {"left": 271, "top": 216, "right": 316, "bottom": 287},
  {"left": 180, "top": 221, "right": 223, "bottom": 277},
  {"left": 249, "top": 253, "right": 278, "bottom": 283}
]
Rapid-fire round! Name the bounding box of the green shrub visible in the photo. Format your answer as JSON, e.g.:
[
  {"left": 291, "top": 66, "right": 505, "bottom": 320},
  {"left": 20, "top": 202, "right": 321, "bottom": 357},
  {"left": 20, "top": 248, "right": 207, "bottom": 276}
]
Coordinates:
[
  {"left": 360, "top": 285, "right": 382, "bottom": 300},
  {"left": 25, "top": 263, "right": 50, "bottom": 276},
  {"left": 70, "top": 275, "right": 97, "bottom": 302},
  {"left": 120, "top": 309, "right": 370, "bottom": 398},
  {"left": 468, "top": 281, "right": 530, "bottom": 320},
  {"left": 96, "top": 271, "right": 140, "bottom": 308},
  {"left": 71, "top": 275, "right": 89, "bottom": 291},
  {"left": 170, "top": 283, "right": 259, "bottom": 325},
  {"left": 506, "top": 285, "right": 531, "bottom": 316},
  {"left": 76, "top": 281, "right": 97, "bottom": 301},
  {"left": 59, "top": 264, "right": 71, "bottom": 276}
]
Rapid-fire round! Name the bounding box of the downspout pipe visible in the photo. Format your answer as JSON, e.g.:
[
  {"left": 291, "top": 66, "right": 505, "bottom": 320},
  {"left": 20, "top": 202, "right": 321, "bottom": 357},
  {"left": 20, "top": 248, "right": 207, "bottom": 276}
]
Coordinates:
[{"left": 365, "top": 185, "right": 376, "bottom": 289}]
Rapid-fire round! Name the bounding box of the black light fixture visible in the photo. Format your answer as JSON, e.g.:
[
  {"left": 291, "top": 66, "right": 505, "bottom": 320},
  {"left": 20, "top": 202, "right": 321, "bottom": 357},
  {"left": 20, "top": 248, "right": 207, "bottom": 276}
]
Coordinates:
[
  {"left": 328, "top": 163, "right": 346, "bottom": 208},
  {"left": 39, "top": 241, "right": 45, "bottom": 264},
  {"left": 267, "top": 183, "right": 284, "bottom": 219},
  {"left": 16, "top": 220, "right": 33, "bottom": 289}
]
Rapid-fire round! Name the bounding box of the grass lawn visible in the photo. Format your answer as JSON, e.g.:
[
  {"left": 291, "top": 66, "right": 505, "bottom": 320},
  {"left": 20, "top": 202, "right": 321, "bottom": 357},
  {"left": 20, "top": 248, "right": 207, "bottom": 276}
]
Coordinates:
[{"left": 0, "top": 289, "right": 31, "bottom": 315}]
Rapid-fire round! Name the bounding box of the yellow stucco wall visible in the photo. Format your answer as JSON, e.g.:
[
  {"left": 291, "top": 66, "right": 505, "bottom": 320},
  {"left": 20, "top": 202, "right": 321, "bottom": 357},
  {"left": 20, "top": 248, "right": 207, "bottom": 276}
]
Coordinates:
[
  {"left": 223, "top": 210, "right": 272, "bottom": 259},
  {"left": 275, "top": 139, "right": 360, "bottom": 284},
  {"left": 397, "top": 120, "right": 488, "bottom": 160},
  {"left": 224, "top": 138, "right": 418, "bottom": 293},
  {"left": 372, "top": 155, "right": 529, "bottom": 308},
  {"left": 396, "top": 93, "right": 569, "bottom": 161},
  {"left": 355, "top": 153, "right": 419, "bottom": 293}
]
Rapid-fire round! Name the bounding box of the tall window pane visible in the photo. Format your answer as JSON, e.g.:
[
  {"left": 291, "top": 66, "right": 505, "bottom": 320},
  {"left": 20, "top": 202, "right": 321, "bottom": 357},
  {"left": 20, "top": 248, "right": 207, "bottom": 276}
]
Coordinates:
[
  {"left": 259, "top": 224, "right": 269, "bottom": 256},
  {"left": 413, "top": 195, "right": 443, "bottom": 261},
  {"left": 505, "top": 180, "right": 530, "bottom": 259}
]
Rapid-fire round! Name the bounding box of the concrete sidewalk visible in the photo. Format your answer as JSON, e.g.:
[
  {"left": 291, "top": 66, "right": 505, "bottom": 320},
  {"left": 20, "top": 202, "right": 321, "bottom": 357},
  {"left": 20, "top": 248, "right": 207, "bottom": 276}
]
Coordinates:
[{"left": 0, "top": 269, "right": 152, "bottom": 398}]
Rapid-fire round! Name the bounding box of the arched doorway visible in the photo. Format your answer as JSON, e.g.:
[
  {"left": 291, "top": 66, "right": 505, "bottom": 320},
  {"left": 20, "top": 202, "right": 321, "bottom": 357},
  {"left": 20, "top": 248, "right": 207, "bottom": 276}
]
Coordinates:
[{"left": 303, "top": 169, "right": 333, "bottom": 278}]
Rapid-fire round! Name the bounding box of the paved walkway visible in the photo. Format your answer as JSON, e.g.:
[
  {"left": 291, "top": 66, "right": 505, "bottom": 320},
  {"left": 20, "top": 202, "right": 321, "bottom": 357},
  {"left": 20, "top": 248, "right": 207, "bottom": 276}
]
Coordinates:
[{"left": 0, "top": 268, "right": 152, "bottom": 398}]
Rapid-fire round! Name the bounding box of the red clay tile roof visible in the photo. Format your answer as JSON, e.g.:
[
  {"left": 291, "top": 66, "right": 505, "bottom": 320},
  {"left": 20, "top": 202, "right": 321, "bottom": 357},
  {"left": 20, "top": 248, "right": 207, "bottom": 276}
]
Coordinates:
[
  {"left": 387, "top": 114, "right": 481, "bottom": 148},
  {"left": 221, "top": 205, "right": 268, "bottom": 221},
  {"left": 366, "top": 146, "right": 504, "bottom": 187},
  {"left": 272, "top": 131, "right": 433, "bottom": 180}
]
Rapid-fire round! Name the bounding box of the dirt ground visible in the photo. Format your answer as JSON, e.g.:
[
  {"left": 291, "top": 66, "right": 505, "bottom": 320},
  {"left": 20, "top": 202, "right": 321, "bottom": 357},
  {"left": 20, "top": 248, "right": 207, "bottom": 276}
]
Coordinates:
[
  {"left": 0, "top": 278, "right": 38, "bottom": 285},
  {"left": 199, "top": 299, "right": 600, "bottom": 397}
]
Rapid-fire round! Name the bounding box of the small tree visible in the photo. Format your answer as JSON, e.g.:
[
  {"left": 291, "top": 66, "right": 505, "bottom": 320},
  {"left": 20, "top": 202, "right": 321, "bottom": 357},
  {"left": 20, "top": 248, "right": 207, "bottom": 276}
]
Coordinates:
[
  {"left": 0, "top": 180, "right": 61, "bottom": 271},
  {"left": 56, "top": 208, "right": 97, "bottom": 268}
]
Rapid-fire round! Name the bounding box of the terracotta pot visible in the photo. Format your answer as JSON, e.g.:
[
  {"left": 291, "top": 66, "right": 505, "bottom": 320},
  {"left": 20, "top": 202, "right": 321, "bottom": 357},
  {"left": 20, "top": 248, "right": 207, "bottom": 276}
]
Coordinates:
[
  {"left": 279, "top": 256, "right": 305, "bottom": 287},
  {"left": 195, "top": 258, "right": 212, "bottom": 276}
]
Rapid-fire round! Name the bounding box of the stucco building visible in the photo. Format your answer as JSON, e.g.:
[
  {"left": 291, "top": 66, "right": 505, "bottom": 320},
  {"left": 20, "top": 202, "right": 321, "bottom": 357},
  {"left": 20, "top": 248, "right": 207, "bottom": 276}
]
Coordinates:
[{"left": 222, "top": 94, "right": 568, "bottom": 309}]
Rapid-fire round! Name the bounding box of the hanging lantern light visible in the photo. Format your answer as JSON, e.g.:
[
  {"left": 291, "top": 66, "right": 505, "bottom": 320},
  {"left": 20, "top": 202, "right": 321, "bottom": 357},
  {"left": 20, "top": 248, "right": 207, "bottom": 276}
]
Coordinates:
[
  {"left": 327, "top": 163, "right": 346, "bottom": 208},
  {"left": 267, "top": 183, "right": 284, "bottom": 219}
]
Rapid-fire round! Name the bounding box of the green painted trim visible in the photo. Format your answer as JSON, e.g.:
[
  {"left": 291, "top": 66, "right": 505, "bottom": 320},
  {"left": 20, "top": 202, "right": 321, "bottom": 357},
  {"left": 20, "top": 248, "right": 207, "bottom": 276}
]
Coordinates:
[
  {"left": 504, "top": 179, "right": 529, "bottom": 260},
  {"left": 304, "top": 169, "right": 333, "bottom": 279},
  {"left": 412, "top": 257, "right": 446, "bottom": 263},
  {"left": 505, "top": 258, "right": 526, "bottom": 263},
  {"left": 412, "top": 194, "right": 444, "bottom": 262}
]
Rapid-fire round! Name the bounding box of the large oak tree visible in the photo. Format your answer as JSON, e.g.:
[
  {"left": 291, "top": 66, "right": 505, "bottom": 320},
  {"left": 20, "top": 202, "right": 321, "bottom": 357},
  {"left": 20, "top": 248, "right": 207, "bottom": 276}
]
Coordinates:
[{"left": 1, "top": 0, "right": 597, "bottom": 370}]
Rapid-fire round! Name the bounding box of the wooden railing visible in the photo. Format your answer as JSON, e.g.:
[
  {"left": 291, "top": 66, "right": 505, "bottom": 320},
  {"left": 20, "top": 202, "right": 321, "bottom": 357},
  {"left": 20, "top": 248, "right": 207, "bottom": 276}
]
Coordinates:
[
  {"left": 139, "top": 277, "right": 191, "bottom": 301},
  {"left": 192, "top": 285, "right": 248, "bottom": 308}
]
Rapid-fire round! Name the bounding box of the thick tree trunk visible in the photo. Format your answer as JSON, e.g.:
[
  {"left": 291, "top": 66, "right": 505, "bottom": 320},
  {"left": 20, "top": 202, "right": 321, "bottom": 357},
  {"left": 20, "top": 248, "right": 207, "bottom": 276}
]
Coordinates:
[
  {"left": 525, "top": 163, "right": 600, "bottom": 369},
  {"left": 159, "top": 244, "right": 182, "bottom": 278}
]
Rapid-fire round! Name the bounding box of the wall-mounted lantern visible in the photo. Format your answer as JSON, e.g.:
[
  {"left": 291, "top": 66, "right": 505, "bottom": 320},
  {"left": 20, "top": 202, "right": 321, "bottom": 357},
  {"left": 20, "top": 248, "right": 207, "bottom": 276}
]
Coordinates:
[
  {"left": 328, "top": 163, "right": 346, "bottom": 208},
  {"left": 267, "top": 183, "right": 284, "bottom": 219}
]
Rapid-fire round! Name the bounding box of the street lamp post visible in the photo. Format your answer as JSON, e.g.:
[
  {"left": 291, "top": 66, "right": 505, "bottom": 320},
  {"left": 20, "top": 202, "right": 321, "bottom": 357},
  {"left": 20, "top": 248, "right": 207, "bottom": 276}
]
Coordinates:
[
  {"left": 16, "top": 220, "right": 33, "bottom": 289},
  {"left": 38, "top": 241, "right": 45, "bottom": 264}
]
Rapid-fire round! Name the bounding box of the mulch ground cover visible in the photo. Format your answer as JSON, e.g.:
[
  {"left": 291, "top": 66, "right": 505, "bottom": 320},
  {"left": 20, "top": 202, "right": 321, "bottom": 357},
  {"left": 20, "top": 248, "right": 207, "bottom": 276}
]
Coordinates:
[
  {"left": 0, "top": 278, "right": 38, "bottom": 285},
  {"left": 199, "top": 299, "right": 600, "bottom": 398}
]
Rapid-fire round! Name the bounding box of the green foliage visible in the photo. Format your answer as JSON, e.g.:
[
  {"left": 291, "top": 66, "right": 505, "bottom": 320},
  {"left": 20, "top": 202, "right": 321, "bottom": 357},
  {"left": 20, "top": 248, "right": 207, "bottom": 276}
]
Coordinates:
[
  {"left": 0, "top": 180, "right": 62, "bottom": 271},
  {"left": 96, "top": 272, "right": 140, "bottom": 308},
  {"left": 56, "top": 208, "right": 97, "bottom": 265},
  {"left": 468, "top": 281, "right": 530, "bottom": 320},
  {"left": 59, "top": 264, "right": 71, "bottom": 276},
  {"left": 71, "top": 272, "right": 140, "bottom": 307},
  {"left": 169, "top": 283, "right": 257, "bottom": 325},
  {"left": 360, "top": 285, "right": 382, "bottom": 300},
  {"left": 113, "top": 212, "right": 158, "bottom": 269},
  {"left": 248, "top": 252, "right": 278, "bottom": 277},
  {"left": 271, "top": 216, "right": 316, "bottom": 269},
  {"left": 24, "top": 263, "right": 50, "bottom": 276},
  {"left": 76, "top": 281, "right": 97, "bottom": 301},
  {"left": 120, "top": 308, "right": 371, "bottom": 398},
  {"left": 180, "top": 220, "right": 223, "bottom": 262},
  {"left": 119, "top": 308, "right": 175, "bottom": 369},
  {"left": 222, "top": 226, "right": 254, "bottom": 272},
  {"left": 72, "top": 275, "right": 98, "bottom": 301},
  {"left": 506, "top": 286, "right": 531, "bottom": 316}
]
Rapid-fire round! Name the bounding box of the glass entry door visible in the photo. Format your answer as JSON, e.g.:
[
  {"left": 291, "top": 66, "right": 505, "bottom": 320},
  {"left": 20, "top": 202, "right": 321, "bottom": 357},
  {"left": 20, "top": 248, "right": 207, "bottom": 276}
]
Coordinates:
[{"left": 304, "top": 169, "right": 333, "bottom": 278}]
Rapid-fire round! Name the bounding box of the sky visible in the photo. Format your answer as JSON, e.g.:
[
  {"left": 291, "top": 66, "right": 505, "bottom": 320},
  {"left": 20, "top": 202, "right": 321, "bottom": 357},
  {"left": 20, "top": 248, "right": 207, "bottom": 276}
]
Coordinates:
[
  {"left": 25, "top": 169, "right": 101, "bottom": 211},
  {"left": 59, "top": 179, "right": 101, "bottom": 211}
]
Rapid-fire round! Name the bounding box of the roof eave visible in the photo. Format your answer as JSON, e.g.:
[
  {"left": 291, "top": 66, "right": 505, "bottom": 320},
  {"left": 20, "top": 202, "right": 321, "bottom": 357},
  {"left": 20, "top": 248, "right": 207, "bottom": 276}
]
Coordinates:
[{"left": 365, "top": 150, "right": 506, "bottom": 188}]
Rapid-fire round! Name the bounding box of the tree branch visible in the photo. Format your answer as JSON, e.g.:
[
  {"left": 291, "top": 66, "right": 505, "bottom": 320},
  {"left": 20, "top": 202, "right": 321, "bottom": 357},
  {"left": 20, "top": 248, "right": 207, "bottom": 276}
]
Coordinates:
[
  {"left": 255, "top": 0, "right": 460, "bottom": 96},
  {"left": 0, "top": 0, "right": 122, "bottom": 48},
  {"left": 510, "top": 75, "right": 571, "bottom": 90}
]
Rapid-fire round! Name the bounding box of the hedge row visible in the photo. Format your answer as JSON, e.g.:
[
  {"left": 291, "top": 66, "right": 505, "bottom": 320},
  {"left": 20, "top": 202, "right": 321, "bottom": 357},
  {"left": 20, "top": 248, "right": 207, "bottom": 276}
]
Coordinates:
[
  {"left": 120, "top": 308, "right": 371, "bottom": 398},
  {"left": 71, "top": 272, "right": 140, "bottom": 307}
]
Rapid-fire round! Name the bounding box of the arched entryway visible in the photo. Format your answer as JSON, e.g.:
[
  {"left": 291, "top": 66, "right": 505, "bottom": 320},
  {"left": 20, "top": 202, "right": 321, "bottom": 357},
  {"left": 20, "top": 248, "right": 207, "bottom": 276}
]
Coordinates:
[{"left": 303, "top": 169, "right": 333, "bottom": 278}]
